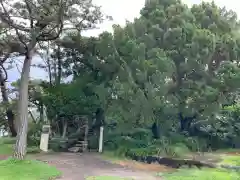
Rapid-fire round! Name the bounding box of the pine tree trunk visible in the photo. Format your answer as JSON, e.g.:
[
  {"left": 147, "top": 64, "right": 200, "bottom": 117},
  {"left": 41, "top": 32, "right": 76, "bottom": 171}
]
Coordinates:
[{"left": 13, "top": 51, "right": 33, "bottom": 160}]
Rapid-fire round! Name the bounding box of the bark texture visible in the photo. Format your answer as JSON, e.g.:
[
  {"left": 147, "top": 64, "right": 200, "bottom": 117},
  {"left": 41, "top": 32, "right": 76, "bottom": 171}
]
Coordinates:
[{"left": 13, "top": 51, "right": 33, "bottom": 159}]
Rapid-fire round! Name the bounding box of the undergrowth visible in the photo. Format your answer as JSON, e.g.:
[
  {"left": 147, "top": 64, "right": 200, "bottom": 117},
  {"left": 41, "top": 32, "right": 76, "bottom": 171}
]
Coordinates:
[{"left": 0, "top": 137, "right": 40, "bottom": 155}]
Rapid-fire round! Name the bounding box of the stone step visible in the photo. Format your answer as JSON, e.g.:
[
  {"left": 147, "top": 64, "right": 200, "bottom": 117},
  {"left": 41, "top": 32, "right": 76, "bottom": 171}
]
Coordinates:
[{"left": 68, "top": 146, "right": 81, "bottom": 153}]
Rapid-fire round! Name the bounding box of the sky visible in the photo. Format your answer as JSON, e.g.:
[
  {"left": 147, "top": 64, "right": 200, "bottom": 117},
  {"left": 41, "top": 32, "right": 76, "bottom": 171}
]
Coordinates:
[{"left": 6, "top": 0, "right": 240, "bottom": 86}]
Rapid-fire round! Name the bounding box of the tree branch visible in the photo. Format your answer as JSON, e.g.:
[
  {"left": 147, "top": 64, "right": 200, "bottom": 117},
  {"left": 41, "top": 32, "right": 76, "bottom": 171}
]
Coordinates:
[{"left": 0, "top": 1, "right": 30, "bottom": 32}]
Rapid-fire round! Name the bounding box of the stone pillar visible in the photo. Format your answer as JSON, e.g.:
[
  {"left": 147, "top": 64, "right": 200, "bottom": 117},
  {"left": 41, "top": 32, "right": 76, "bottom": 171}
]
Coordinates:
[
  {"left": 98, "top": 126, "right": 104, "bottom": 153},
  {"left": 40, "top": 124, "right": 50, "bottom": 152}
]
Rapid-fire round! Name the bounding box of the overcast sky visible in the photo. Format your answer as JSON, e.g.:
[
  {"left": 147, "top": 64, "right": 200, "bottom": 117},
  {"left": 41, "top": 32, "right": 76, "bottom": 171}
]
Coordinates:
[{"left": 6, "top": 0, "right": 240, "bottom": 86}]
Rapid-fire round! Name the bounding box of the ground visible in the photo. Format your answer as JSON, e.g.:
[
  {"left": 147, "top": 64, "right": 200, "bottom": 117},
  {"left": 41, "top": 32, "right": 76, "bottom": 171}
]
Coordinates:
[
  {"left": 27, "top": 151, "right": 240, "bottom": 180},
  {"left": 1, "top": 146, "right": 240, "bottom": 180},
  {"left": 33, "top": 152, "right": 162, "bottom": 180}
]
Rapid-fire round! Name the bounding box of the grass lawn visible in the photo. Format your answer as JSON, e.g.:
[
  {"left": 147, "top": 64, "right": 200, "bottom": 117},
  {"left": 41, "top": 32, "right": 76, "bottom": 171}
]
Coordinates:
[
  {"left": 86, "top": 176, "right": 132, "bottom": 180},
  {"left": 220, "top": 155, "right": 240, "bottom": 166},
  {"left": 0, "top": 158, "right": 61, "bottom": 180},
  {"left": 160, "top": 154, "right": 240, "bottom": 180},
  {"left": 0, "top": 144, "right": 13, "bottom": 155},
  {"left": 159, "top": 168, "right": 240, "bottom": 180},
  {"left": 0, "top": 137, "right": 60, "bottom": 180},
  {"left": 100, "top": 151, "right": 128, "bottom": 163},
  {"left": 0, "top": 137, "right": 40, "bottom": 155}
]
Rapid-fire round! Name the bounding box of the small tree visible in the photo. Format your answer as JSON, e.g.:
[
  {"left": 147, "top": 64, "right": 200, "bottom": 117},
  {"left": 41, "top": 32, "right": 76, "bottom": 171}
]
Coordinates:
[
  {"left": 0, "top": 0, "right": 104, "bottom": 159},
  {"left": 0, "top": 24, "right": 26, "bottom": 137}
]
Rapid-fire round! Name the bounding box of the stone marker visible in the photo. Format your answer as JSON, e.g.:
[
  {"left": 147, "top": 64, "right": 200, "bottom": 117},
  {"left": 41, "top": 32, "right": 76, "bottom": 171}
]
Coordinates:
[{"left": 40, "top": 124, "right": 51, "bottom": 152}]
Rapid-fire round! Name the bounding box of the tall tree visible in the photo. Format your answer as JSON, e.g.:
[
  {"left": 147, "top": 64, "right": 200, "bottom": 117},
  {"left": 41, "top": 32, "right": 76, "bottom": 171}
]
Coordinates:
[
  {"left": 138, "top": 0, "right": 240, "bottom": 133},
  {"left": 0, "top": 0, "right": 104, "bottom": 159}
]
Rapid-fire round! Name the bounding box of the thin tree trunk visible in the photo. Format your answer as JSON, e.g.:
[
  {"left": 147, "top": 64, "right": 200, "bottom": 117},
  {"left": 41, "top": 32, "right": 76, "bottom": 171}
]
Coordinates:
[
  {"left": 13, "top": 50, "right": 33, "bottom": 159},
  {"left": 46, "top": 42, "right": 53, "bottom": 86},
  {"left": 39, "top": 103, "right": 44, "bottom": 122},
  {"left": 28, "top": 110, "right": 36, "bottom": 123},
  {"left": 56, "top": 45, "right": 62, "bottom": 85},
  {"left": 62, "top": 119, "right": 67, "bottom": 138},
  {"left": 0, "top": 69, "right": 17, "bottom": 137}
]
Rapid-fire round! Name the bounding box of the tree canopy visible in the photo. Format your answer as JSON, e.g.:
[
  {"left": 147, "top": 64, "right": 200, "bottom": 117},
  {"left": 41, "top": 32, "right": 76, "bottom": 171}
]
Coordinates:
[{"left": 1, "top": 0, "right": 240, "bottom": 158}]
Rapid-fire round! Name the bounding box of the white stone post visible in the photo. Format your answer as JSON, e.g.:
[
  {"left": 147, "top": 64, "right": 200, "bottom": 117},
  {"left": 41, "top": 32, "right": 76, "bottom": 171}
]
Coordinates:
[
  {"left": 40, "top": 124, "right": 50, "bottom": 152},
  {"left": 98, "top": 126, "right": 104, "bottom": 153}
]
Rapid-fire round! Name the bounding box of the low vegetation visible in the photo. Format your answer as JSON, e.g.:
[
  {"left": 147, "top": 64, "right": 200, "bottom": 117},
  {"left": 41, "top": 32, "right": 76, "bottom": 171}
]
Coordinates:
[
  {"left": 0, "top": 137, "right": 40, "bottom": 155},
  {"left": 0, "top": 158, "right": 61, "bottom": 180},
  {"left": 160, "top": 168, "right": 240, "bottom": 180},
  {"left": 0, "top": 138, "right": 60, "bottom": 180}
]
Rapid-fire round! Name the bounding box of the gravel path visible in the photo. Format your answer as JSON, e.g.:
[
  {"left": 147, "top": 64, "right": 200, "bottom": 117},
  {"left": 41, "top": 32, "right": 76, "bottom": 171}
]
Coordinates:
[{"left": 34, "top": 152, "right": 162, "bottom": 180}]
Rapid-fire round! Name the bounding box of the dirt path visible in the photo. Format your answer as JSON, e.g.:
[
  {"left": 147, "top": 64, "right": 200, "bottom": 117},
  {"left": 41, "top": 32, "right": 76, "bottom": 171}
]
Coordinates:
[{"left": 34, "top": 153, "right": 162, "bottom": 180}]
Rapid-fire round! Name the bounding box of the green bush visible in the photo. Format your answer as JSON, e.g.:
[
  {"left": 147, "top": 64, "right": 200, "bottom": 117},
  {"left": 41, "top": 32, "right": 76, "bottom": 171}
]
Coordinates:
[
  {"left": 27, "top": 146, "right": 41, "bottom": 154},
  {"left": 104, "top": 135, "right": 148, "bottom": 151},
  {"left": 88, "top": 135, "right": 99, "bottom": 150},
  {"left": 129, "top": 128, "right": 152, "bottom": 142},
  {"left": 48, "top": 137, "right": 68, "bottom": 152},
  {"left": 27, "top": 136, "right": 41, "bottom": 147},
  {"left": 27, "top": 122, "right": 42, "bottom": 146},
  {"left": 168, "top": 143, "right": 190, "bottom": 157},
  {"left": 127, "top": 146, "right": 158, "bottom": 157},
  {"left": 114, "top": 146, "right": 130, "bottom": 157}
]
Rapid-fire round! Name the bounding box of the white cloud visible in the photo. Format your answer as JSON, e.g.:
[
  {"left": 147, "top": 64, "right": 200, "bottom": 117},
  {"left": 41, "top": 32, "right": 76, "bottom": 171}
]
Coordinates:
[{"left": 82, "top": 0, "right": 145, "bottom": 36}]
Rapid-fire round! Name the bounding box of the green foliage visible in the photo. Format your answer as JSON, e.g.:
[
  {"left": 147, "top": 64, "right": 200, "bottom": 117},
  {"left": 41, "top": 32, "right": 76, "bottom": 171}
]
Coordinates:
[
  {"left": 43, "top": 80, "right": 99, "bottom": 119},
  {"left": 104, "top": 128, "right": 153, "bottom": 153},
  {"left": 48, "top": 137, "right": 69, "bottom": 152},
  {"left": 26, "top": 146, "right": 41, "bottom": 154},
  {"left": 27, "top": 122, "right": 42, "bottom": 146},
  {"left": 13, "top": 0, "right": 240, "bottom": 156},
  {"left": 0, "top": 158, "right": 61, "bottom": 180}
]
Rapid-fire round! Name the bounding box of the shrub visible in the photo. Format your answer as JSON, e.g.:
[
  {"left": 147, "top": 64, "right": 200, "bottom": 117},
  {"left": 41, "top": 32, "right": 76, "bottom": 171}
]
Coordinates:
[
  {"left": 48, "top": 137, "right": 68, "bottom": 152},
  {"left": 88, "top": 135, "right": 99, "bottom": 150},
  {"left": 27, "top": 136, "right": 41, "bottom": 147},
  {"left": 27, "top": 146, "right": 41, "bottom": 154},
  {"left": 104, "top": 135, "right": 148, "bottom": 151},
  {"left": 168, "top": 143, "right": 190, "bottom": 157}
]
